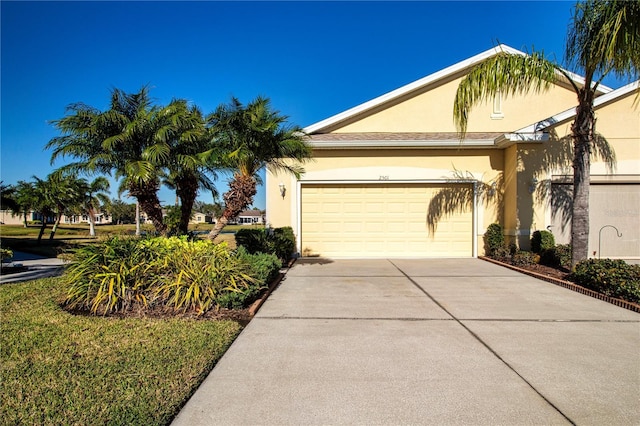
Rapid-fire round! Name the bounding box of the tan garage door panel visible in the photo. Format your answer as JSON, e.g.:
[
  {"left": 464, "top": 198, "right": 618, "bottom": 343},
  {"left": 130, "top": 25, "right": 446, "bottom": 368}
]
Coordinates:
[
  {"left": 301, "top": 184, "right": 472, "bottom": 257},
  {"left": 551, "top": 183, "right": 640, "bottom": 259}
]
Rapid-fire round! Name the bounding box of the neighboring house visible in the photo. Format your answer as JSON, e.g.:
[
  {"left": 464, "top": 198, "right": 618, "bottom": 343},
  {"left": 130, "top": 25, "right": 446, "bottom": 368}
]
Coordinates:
[
  {"left": 0, "top": 210, "right": 112, "bottom": 225},
  {"left": 0, "top": 210, "right": 55, "bottom": 225},
  {"left": 266, "top": 45, "right": 639, "bottom": 261},
  {"left": 61, "top": 212, "right": 112, "bottom": 225},
  {"left": 190, "top": 212, "right": 214, "bottom": 224},
  {"left": 235, "top": 210, "right": 265, "bottom": 225}
]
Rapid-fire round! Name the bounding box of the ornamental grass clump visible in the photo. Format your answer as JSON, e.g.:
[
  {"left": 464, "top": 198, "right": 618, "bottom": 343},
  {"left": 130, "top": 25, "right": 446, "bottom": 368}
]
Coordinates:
[
  {"left": 63, "top": 236, "right": 156, "bottom": 314},
  {"left": 154, "top": 242, "right": 255, "bottom": 314}
]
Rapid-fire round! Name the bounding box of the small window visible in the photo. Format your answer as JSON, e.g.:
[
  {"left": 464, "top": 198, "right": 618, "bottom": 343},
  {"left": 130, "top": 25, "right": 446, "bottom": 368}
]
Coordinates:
[{"left": 491, "top": 91, "right": 504, "bottom": 119}]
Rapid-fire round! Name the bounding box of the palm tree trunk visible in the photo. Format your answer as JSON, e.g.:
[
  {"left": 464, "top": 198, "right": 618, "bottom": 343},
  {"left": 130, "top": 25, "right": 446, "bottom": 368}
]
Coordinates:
[
  {"left": 129, "top": 183, "right": 166, "bottom": 235},
  {"left": 88, "top": 208, "right": 97, "bottom": 237},
  {"left": 176, "top": 177, "right": 198, "bottom": 235},
  {"left": 207, "top": 174, "right": 257, "bottom": 241},
  {"left": 135, "top": 202, "right": 141, "bottom": 236},
  {"left": 208, "top": 216, "right": 229, "bottom": 241},
  {"left": 570, "top": 88, "right": 594, "bottom": 268},
  {"left": 37, "top": 219, "right": 47, "bottom": 243},
  {"left": 49, "top": 213, "right": 62, "bottom": 240}
]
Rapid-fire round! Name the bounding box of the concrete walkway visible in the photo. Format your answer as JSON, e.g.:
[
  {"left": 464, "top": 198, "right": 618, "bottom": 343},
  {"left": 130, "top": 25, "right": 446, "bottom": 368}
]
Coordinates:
[
  {"left": 172, "top": 258, "right": 640, "bottom": 426},
  {"left": 0, "top": 251, "right": 65, "bottom": 284}
]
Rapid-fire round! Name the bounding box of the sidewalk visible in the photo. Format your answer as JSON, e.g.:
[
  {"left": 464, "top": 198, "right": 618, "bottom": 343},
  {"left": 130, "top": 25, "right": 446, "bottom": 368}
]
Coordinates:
[
  {"left": 172, "top": 258, "right": 640, "bottom": 425},
  {"left": 0, "top": 251, "right": 66, "bottom": 284}
]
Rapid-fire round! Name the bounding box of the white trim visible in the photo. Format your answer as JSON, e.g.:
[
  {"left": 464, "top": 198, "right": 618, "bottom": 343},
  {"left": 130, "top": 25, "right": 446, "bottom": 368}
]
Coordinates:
[
  {"left": 309, "top": 138, "right": 498, "bottom": 149},
  {"left": 472, "top": 182, "right": 478, "bottom": 258},
  {"left": 304, "top": 44, "right": 611, "bottom": 134},
  {"left": 511, "top": 80, "right": 640, "bottom": 136},
  {"left": 296, "top": 179, "right": 478, "bottom": 258},
  {"left": 294, "top": 179, "right": 301, "bottom": 256}
]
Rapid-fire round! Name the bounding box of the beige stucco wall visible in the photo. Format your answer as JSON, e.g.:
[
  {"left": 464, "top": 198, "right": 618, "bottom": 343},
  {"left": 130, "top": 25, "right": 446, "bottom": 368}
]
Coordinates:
[
  {"left": 506, "top": 87, "right": 640, "bottom": 250},
  {"left": 267, "top": 149, "right": 505, "bottom": 248},
  {"left": 267, "top": 57, "right": 638, "bottom": 257},
  {"left": 333, "top": 74, "right": 578, "bottom": 134}
]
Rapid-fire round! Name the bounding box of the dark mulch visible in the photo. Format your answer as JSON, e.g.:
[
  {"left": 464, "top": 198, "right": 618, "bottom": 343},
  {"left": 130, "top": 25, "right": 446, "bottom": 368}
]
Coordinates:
[
  {"left": 516, "top": 263, "right": 571, "bottom": 281},
  {"left": 62, "top": 303, "right": 254, "bottom": 325}
]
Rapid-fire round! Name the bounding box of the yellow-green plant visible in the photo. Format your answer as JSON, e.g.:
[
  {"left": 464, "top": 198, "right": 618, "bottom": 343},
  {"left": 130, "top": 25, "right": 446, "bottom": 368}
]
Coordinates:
[
  {"left": 63, "top": 236, "right": 156, "bottom": 314},
  {"left": 155, "top": 242, "right": 255, "bottom": 314}
]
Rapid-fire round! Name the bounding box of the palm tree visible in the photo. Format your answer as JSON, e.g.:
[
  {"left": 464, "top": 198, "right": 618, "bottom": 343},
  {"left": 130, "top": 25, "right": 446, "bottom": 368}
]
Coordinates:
[
  {"left": 0, "top": 182, "right": 18, "bottom": 213},
  {"left": 30, "top": 176, "right": 59, "bottom": 243},
  {"left": 77, "top": 177, "right": 111, "bottom": 237},
  {"left": 47, "top": 86, "right": 170, "bottom": 234},
  {"left": 46, "top": 174, "right": 83, "bottom": 240},
  {"left": 453, "top": 0, "right": 639, "bottom": 267},
  {"left": 9, "top": 181, "right": 38, "bottom": 227},
  {"left": 150, "top": 100, "right": 220, "bottom": 235},
  {"left": 206, "top": 96, "right": 312, "bottom": 240}
]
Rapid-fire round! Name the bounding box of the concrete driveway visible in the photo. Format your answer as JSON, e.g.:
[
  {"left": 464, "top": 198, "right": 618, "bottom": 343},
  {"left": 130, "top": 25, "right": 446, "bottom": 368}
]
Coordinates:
[{"left": 173, "top": 258, "right": 640, "bottom": 426}]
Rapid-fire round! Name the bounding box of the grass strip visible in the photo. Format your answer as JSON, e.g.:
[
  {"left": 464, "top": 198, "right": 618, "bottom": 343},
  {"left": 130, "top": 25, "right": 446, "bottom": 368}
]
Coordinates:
[{"left": 0, "top": 278, "right": 243, "bottom": 425}]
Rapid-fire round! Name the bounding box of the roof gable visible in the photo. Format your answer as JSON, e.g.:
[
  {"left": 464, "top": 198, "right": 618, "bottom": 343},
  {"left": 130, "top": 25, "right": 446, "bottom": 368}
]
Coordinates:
[
  {"left": 305, "top": 44, "right": 611, "bottom": 135},
  {"left": 503, "top": 80, "right": 640, "bottom": 142}
]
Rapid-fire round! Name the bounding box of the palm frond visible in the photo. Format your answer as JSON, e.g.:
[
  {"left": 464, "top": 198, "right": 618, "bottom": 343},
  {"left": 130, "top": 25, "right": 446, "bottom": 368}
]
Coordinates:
[{"left": 454, "top": 50, "right": 558, "bottom": 137}]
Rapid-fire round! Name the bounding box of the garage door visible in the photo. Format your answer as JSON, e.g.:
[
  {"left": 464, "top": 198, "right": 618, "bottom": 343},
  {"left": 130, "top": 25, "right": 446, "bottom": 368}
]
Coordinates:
[
  {"left": 300, "top": 183, "right": 473, "bottom": 258},
  {"left": 551, "top": 183, "right": 640, "bottom": 260}
]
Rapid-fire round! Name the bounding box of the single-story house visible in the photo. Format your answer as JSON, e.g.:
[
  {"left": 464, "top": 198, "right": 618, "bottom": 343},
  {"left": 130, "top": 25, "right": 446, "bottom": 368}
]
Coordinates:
[
  {"left": 266, "top": 45, "right": 639, "bottom": 260},
  {"left": 190, "top": 212, "right": 214, "bottom": 224},
  {"left": 234, "top": 210, "right": 265, "bottom": 225},
  {"left": 0, "top": 210, "right": 111, "bottom": 225}
]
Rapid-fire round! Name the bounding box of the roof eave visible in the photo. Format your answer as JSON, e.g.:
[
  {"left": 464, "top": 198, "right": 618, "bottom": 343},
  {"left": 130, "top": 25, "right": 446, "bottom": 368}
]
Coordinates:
[
  {"left": 304, "top": 44, "right": 610, "bottom": 135},
  {"left": 309, "top": 139, "right": 499, "bottom": 150}
]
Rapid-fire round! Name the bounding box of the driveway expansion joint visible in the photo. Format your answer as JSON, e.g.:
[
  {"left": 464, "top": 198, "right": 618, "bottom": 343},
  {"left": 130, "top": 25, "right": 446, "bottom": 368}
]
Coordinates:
[
  {"left": 388, "top": 259, "right": 578, "bottom": 426},
  {"left": 256, "top": 316, "right": 456, "bottom": 321}
]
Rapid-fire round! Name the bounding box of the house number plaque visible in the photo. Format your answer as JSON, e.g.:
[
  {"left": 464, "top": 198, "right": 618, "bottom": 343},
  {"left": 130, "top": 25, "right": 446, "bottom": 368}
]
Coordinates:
[{"left": 379, "top": 175, "right": 390, "bottom": 180}]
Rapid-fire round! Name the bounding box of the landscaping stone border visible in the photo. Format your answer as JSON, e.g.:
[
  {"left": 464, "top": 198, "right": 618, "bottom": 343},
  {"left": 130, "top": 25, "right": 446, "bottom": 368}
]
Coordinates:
[{"left": 479, "top": 256, "right": 640, "bottom": 314}]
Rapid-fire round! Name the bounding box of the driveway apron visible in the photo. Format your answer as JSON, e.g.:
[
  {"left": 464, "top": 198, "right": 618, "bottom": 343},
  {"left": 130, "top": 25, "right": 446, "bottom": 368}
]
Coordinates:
[{"left": 172, "top": 258, "right": 640, "bottom": 426}]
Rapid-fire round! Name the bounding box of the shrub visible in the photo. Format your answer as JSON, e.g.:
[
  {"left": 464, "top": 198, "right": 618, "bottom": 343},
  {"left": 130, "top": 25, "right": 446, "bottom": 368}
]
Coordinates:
[
  {"left": 235, "top": 226, "right": 296, "bottom": 261},
  {"left": 62, "top": 236, "right": 156, "bottom": 314},
  {"left": 539, "top": 248, "right": 560, "bottom": 268},
  {"left": 63, "top": 236, "right": 258, "bottom": 315},
  {"left": 272, "top": 227, "right": 296, "bottom": 261},
  {"left": 531, "top": 230, "right": 555, "bottom": 254},
  {"left": 492, "top": 246, "right": 512, "bottom": 263},
  {"left": 155, "top": 242, "right": 255, "bottom": 314},
  {"left": 216, "top": 247, "right": 282, "bottom": 310},
  {"left": 235, "top": 228, "right": 270, "bottom": 254},
  {"left": 1, "top": 247, "right": 13, "bottom": 262},
  {"left": 555, "top": 244, "right": 572, "bottom": 270},
  {"left": 570, "top": 259, "right": 640, "bottom": 303},
  {"left": 539, "top": 244, "right": 572, "bottom": 270},
  {"left": 484, "top": 223, "right": 505, "bottom": 257},
  {"left": 511, "top": 251, "right": 536, "bottom": 267}
]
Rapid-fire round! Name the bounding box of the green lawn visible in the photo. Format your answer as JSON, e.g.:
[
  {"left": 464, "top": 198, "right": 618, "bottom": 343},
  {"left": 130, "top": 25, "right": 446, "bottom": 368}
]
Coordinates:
[
  {"left": 0, "top": 278, "right": 243, "bottom": 425},
  {"left": 0, "top": 223, "right": 263, "bottom": 257}
]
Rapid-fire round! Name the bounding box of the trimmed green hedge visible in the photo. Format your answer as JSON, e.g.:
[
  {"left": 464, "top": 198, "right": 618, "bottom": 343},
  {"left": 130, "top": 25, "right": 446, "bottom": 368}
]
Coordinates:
[
  {"left": 531, "top": 230, "right": 555, "bottom": 254},
  {"left": 484, "top": 223, "right": 505, "bottom": 257},
  {"left": 570, "top": 259, "right": 640, "bottom": 303},
  {"left": 235, "top": 226, "right": 296, "bottom": 261}
]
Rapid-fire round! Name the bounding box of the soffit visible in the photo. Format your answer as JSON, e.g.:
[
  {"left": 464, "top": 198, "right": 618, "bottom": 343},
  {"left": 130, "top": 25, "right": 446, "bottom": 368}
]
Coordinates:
[{"left": 308, "top": 132, "right": 503, "bottom": 149}]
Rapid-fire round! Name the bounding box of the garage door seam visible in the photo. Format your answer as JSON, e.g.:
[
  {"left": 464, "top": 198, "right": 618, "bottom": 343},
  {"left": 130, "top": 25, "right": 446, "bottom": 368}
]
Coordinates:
[{"left": 388, "top": 259, "right": 577, "bottom": 426}]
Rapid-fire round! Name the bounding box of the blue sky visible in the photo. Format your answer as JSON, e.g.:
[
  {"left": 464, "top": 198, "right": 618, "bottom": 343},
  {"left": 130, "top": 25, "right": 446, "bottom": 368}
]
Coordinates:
[{"left": 0, "top": 1, "right": 628, "bottom": 209}]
